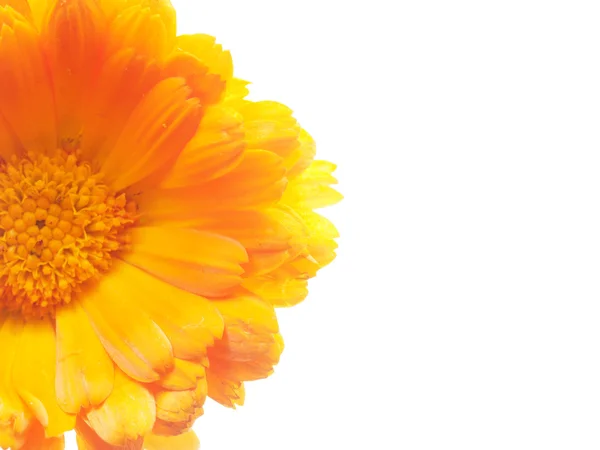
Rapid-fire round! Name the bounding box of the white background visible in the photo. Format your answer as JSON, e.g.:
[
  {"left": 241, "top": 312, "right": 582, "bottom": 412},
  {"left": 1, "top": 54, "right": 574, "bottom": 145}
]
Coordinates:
[{"left": 65, "top": 0, "right": 600, "bottom": 448}]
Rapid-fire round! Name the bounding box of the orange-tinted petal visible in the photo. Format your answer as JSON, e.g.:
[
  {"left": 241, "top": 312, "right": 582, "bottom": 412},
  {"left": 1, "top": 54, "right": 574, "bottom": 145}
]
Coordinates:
[
  {"left": 80, "top": 269, "right": 174, "bottom": 383},
  {"left": 140, "top": 150, "right": 287, "bottom": 222},
  {"left": 160, "top": 105, "right": 244, "bottom": 188},
  {"left": 0, "top": 0, "right": 31, "bottom": 20},
  {"left": 74, "top": 417, "right": 123, "bottom": 450},
  {"left": 145, "top": 430, "right": 200, "bottom": 450},
  {"left": 55, "top": 301, "right": 114, "bottom": 414},
  {"left": 18, "top": 421, "right": 64, "bottom": 450},
  {"left": 85, "top": 369, "right": 155, "bottom": 447},
  {"left": 101, "top": 77, "right": 201, "bottom": 192},
  {"left": 42, "top": 0, "right": 107, "bottom": 145},
  {"left": 154, "top": 376, "right": 206, "bottom": 433},
  {"left": 0, "top": 7, "right": 56, "bottom": 153},
  {"left": 122, "top": 226, "right": 247, "bottom": 298},
  {"left": 80, "top": 47, "right": 160, "bottom": 163},
  {"left": 105, "top": 260, "right": 224, "bottom": 360},
  {"left": 12, "top": 317, "right": 76, "bottom": 437},
  {"left": 205, "top": 370, "right": 244, "bottom": 409}
]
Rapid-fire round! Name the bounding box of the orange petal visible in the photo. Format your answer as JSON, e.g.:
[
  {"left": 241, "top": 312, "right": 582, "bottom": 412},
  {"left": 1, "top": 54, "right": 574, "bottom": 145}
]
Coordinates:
[
  {"left": 140, "top": 150, "right": 287, "bottom": 222},
  {"left": 122, "top": 226, "right": 247, "bottom": 298},
  {"left": 42, "top": 0, "right": 107, "bottom": 145},
  {"left": 107, "top": 0, "right": 175, "bottom": 59},
  {"left": 17, "top": 421, "right": 64, "bottom": 450},
  {"left": 205, "top": 370, "right": 244, "bottom": 409},
  {"left": 55, "top": 301, "right": 114, "bottom": 414},
  {"left": 101, "top": 77, "right": 201, "bottom": 192},
  {"left": 0, "top": 315, "right": 30, "bottom": 450},
  {"left": 105, "top": 260, "right": 224, "bottom": 360},
  {"left": 145, "top": 430, "right": 200, "bottom": 450},
  {"left": 163, "top": 50, "right": 226, "bottom": 105},
  {"left": 208, "top": 295, "right": 283, "bottom": 382},
  {"left": 80, "top": 47, "right": 161, "bottom": 163},
  {"left": 85, "top": 369, "right": 155, "bottom": 447},
  {"left": 12, "top": 317, "right": 76, "bottom": 437},
  {"left": 80, "top": 270, "right": 174, "bottom": 383},
  {"left": 160, "top": 105, "right": 244, "bottom": 188},
  {"left": 75, "top": 416, "right": 126, "bottom": 450},
  {"left": 0, "top": 7, "right": 56, "bottom": 153},
  {"left": 287, "top": 129, "right": 317, "bottom": 178}
]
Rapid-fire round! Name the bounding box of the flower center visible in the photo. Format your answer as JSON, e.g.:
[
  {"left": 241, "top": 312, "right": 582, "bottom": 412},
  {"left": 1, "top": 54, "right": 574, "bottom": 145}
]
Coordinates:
[{"left": 0, "top": 152, "right": 137, "bottom": 317}]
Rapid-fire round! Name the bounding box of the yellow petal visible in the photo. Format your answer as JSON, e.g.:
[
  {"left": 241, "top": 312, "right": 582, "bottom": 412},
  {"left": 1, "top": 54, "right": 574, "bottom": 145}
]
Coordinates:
[
  {"left": 158, "top": 359, "right": 206, "bottom": 392},
  {"left": 144, "top": 430, "right": 200, "bottom": 450},
  {"left": 242, "top": 273, "right": 308, "bottom": 308},
  {"left": 101, "top": 77, "right": 201, "bottom": 192},
  {"left": 176, "top": 34, "right": 233, "bottom": 82},
  {"left": 74, "top": 417, "right": 124, "bottom": 450},
  {"left": 55, "top": 301, "right": 114, "bottom": 414},
  {"left": 107, "top": 0, "right": 175, "bottom": 59},
  {"left": 160, "top": 105, "right": 244, "bottom": 189},
  {"left": 0, "top": 315, "right": 30, "bottom": 450},
  {"left": 42, "top": 0, "right": 107, "bottom": 145},
  {"left": 0, "top": 6, "right": 56, "bottom": 153},
  {"left": 86, "top": 369, "right": 155, "bottom": 447},
  {"left": 12, "top": 317, "right": 76, "bottom": 437},
  {"left": 105, "top": 260, "right": 224, "bottom": 360},
  {"left": 80, "top": 270, "right": 174, "bottom": 383},
  {"left": 0, "top": 0, "right": 31, "bottom": 21},
  {"left": 282, "top": 160, "right": 342, "bottom": 209},
  {"left": 238, "top": 101, "right": 301, "bottom": 167},
  {"left": 122, "top": 226, "right": 247, "bottom": 298},
  {"left": 154, "top": 377, "right": 206, "bottom": 426}
]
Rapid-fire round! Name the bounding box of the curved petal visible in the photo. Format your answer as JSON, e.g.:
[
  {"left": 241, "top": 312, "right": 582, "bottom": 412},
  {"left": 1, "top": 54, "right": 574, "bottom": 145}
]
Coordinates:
[
  {"left": 55, "top": 301, "right": 114, "bottom": 414},
  {"left": 42, "top": 0, "right": 107, "bottom": 145},
  {"left": 282, "top": 160, "right": 342, "bottom": 209},
  {"left": 158, "top": 358, "right": 206, "bottom": 392},
  {"left": 107, "top": 0, "right": 175, "bottom": 59},
  {"left": 85, "top": 369, "right": 155, "bottom": 448},
  {"left": 160, "top": 105, "right": 245, "bottom": 189},
  {"left": 80, "top": 270, "right": 174, "bottom": 383},
  {"left": 205, "top": 370, "right": 244, "bottom": 409},
  {"left": 18, "top": 421, "right": 64, "bottom": 450},
  {"left": 101, "top": 77, "right": 201, "bottom": 192},
  {"left": 105, "top": 260, "right": 224, "bottom": 360},
  {"left": 176, "top": 34, "right": 233, "bottom": 82},
  {"left": 0, "top": 315, "right": 30, "bottom": 450},
  {"left": 154, "top": 377, "right": 206, "bottom": 435},
  {"left": 207, "top": 294, "right": 283, "bottom": 393},
  {"left": 0, "top": 6, "right": 56, "bottom": 153},
  {"left": 12, "top": 317, "right": 76, "bottom": 437},
  {"left": 80, "top": 47, "right": 160, "bottom": 163},
  {"left": 122, "top": 226, "right": 247, "bottom": 298},
  {"left": 145, "top": 430, "right": 200, "bottom": 450},
  {"left": 140, "top": 150, "right": 287, "bottom": 222}
]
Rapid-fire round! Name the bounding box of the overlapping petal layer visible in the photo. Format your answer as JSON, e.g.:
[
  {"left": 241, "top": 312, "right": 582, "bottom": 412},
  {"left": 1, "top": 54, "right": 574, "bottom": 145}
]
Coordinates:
[{"left": 0, "top": 0, "right": 339, "bottom": 448}]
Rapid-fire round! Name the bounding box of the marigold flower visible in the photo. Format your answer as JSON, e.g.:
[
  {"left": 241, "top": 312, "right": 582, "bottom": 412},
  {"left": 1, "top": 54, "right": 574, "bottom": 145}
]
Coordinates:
[{"left": 0, "top": 0, "right": 340, "bottom": 448}]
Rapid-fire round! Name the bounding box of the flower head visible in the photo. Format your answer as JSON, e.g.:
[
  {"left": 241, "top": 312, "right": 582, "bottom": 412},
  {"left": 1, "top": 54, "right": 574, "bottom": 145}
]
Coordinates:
[{"left": 0, "top": 0, "right": 340, "bottom": 448}]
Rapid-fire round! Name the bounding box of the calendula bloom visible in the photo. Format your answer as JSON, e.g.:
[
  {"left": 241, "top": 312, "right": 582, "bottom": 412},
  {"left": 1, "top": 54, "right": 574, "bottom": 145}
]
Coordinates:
[{"left": 0, "top": 0, "right": 340, "bottom": 449}]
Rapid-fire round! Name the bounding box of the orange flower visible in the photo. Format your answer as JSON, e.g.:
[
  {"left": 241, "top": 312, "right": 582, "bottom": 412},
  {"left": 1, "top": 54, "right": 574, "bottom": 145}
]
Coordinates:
[{"left": 0, "top": 0, "right": 340, "bottom": 448}]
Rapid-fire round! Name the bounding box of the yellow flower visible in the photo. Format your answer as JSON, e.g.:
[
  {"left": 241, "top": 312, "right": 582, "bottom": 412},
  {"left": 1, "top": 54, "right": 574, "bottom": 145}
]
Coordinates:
[{"left": 0, "top": 0, "right": 339, "bottom": 448}]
